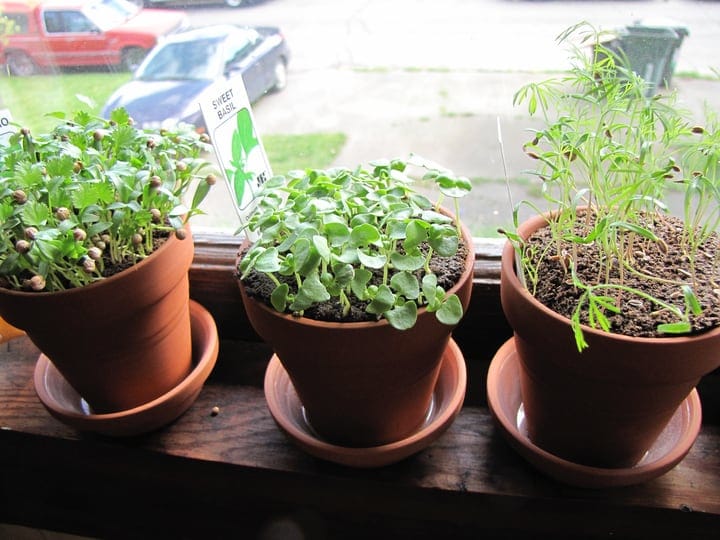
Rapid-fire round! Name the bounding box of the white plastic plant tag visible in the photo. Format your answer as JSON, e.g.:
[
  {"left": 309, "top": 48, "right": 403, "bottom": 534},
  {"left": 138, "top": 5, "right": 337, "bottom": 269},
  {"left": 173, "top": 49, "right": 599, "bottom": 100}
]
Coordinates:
[
  {"left": 0, "top": 109, "right": 14, "bottom": 146},
  {"left": 199, "top": 81, "right": 272, "bottom": 241}
]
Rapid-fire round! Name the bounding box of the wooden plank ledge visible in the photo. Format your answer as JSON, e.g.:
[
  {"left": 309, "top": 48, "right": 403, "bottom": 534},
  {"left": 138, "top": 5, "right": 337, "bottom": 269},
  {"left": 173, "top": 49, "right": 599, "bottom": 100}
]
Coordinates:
[{"left": 0, "top": 233, "right": 717, "bottom": 539}]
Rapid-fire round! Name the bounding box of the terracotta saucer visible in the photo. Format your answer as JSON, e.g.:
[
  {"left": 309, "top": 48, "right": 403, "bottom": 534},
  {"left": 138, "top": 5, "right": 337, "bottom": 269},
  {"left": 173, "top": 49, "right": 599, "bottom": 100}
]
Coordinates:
[
  {"left": 486, "top": 337, "right": 703, "bottom": 488},
  {"left": 264, "top": 338, "right": 467, "bottom": 468},
  {"left": 33, "top": 300, "right": 219, "bottom": 437}
]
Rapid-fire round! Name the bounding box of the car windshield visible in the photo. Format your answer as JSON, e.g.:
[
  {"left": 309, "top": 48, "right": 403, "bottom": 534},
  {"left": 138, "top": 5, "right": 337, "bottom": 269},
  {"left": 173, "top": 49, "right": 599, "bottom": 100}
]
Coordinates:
[
  {"left": 82, "top": 0, "right": 138, "bottom": 32},
  {"left": 136, "top": 37, "right": 224, "bottom": 81}
]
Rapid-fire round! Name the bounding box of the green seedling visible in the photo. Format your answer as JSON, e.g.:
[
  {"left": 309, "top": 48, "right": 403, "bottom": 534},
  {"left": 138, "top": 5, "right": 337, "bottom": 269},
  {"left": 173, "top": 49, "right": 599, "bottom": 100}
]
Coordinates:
[
  {"left": 500, "top": 21, "right": 720, "bottom": 350},
  {"left": 238, "top": 155, "right": 470, "bottom": 330},
  {"left": 0, "top": 107, "right": 217, "bottom": 291}
]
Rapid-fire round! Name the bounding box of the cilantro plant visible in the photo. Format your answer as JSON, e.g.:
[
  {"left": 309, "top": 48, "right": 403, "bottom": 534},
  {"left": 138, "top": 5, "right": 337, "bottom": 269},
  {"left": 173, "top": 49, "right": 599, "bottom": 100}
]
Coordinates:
[
  {"left": 502, "top": 22, "right": 720, "bottom": 351},
  {"left": 238, "top": 155, "right": 472, "bottom": 330},
  {"left": 0, "top": 108, "right": 217, "bottom": 292}
]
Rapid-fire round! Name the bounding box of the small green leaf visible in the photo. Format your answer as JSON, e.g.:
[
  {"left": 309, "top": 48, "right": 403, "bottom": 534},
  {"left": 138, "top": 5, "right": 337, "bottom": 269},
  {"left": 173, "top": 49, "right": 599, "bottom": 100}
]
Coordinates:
[
  {"left": 357, "top": 247, "right": 387, "bottom": 269},
  {"left": 21, "top": 201, "right": 51, "bottom": 227},
  {"left": 335, "top": 246, "right": 360, "bottom": 264},
  {"left": 571, "top": 310, "right": 589, "bottom": 352},
  {"left": 350, "top": 223, "right": 381, "bottom": 247},
  {"left": 436, "top": 294, "right": 463, "bottom": 325},
  {"left": 321, "top": 271, "right": 341, "bottom": 296},
  {"left": 191, "top": 179, "right": 211, "bottom": 210},
  {"left": 434, "top": 174, "right": 472, "bottom": 199},
  {"left": 366, "top": 284, "right": 395, "bottom": 315},
  {"left": 422, "top": 273, "right": 438, "bottom": 303},
  {"left": 324, "top": 262, "right": 350, "bottom": 288},
  {"left": 313, "top": 235, "right": 331, "bottom": 263},
  {"left": 290, "top": 272, "right": 330, "bottom": 311},
  {"left": 389, "top": 271, "right": 420, "bottom": 299},
  {"left": 428, "top": 224, "right": 459, "bottom": 257},
  {"left": 420, "top": 210, "right": 452, "bottom": 224},
  {"left": 254, "top": 247, "right": 281, "bottom": 273},
  {"left": 385, "top": 301, "right": 418, "bottom": 330},
  {"left": 588, "top": 302, "right": 612, "bottom": 332},
  {"left": 682, "top": 285, "right": 703, "bottom": 316},
  {"left": 390, "top": 250, "right": 425, "bottom": 271},
  {"left": 386, "top": 220, "right": 408, "bottom": 240},
  {"left": 324, "top": 221, "right": 351, "bottom": 247},
  {"left": 270, "top": 283, "right": 289, "bottom": 312},
  {"left": 657, "top": 321, "right": 693, "bottom": 335},
  {"left": 294, "top": 238, "right": 321, "bottom": 275},
  {"left": 405, "top": 219, "right": 428, "bottom": 250},
  {"left": 409, "top": 193, "right": 433, "bottom": 210},
  {"left": 610, "top": 221, "right": 658, "bottom": 242},
  {"left": 350, "top": 267, "right": 372, "bottom": 300},
  {"left": 425, "top": 285, "right": 447, "bottom": 312},
  {"left": 593, "top": 295, "right": 621, "bottom": 314}
]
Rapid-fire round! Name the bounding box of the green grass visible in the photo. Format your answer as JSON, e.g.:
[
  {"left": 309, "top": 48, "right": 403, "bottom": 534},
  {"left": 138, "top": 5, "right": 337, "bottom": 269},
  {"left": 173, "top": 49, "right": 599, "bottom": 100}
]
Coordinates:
[
  {"left": 0, "top": 73, "right": 349, "bottom": 174},
  {"left": 0, "top": 72, "right": 131, "bottom": 132},
  {"left": 675, "top": 70, "right": 720, "bottom": 81},
  {"left": 263, "top": 132, "right": 347, "bottom": 175}
]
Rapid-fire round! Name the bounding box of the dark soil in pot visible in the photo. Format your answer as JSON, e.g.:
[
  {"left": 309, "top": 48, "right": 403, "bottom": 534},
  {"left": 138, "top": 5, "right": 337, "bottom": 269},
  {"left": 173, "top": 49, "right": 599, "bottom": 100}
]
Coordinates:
[{"left": 524, "top": 212, "right": 720, "bottom": 338}]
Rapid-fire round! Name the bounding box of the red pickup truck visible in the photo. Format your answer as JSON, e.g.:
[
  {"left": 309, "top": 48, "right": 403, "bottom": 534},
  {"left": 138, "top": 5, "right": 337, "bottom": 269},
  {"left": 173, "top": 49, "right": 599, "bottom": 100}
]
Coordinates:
[{"left": 0, "top": 0, "right": 188, "bottom": 75}]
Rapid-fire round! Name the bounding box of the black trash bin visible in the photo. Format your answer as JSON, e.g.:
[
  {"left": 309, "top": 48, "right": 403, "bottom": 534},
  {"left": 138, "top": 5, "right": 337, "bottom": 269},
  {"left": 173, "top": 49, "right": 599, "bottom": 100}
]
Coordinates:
[{"left": 604, "top": 21, "right": 689, "bottom": 96}]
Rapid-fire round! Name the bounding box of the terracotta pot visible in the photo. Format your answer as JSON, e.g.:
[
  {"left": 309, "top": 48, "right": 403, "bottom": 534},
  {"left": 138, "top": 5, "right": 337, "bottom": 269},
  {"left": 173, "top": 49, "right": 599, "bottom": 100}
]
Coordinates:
[
  {"left": 239, "top": 219, "right": 474, "bottom": 447},
  {"left": 0, "top": 231, "right": 195, "bottom": 413},
  {"left": 500, "top": 213, "right": 720, "bottom": 468}
]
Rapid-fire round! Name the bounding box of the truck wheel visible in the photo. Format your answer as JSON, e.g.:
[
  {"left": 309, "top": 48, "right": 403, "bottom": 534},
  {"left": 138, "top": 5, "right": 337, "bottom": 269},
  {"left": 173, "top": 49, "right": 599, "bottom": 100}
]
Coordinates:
[
  {"left": 5, "top": 51, "right": 35, "bottom": 76},
  {"left": 121, "top": 47, "right": 146, "bottom": 72}
]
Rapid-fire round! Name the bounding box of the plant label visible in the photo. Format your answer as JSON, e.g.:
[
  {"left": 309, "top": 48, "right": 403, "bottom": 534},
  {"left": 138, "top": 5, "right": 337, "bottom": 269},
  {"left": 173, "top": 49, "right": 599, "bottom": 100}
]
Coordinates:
[
  {"left": 0, "top": 109, "right": 14, "bottom": 146},
  {"left": 199, "top": 82, "right": 272, "bottom": 240}
]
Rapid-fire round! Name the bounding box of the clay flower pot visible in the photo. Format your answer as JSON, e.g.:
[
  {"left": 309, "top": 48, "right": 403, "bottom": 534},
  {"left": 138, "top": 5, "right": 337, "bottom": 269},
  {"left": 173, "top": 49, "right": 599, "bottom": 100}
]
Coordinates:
[
  {"left": 500, "top": 213, "right": 720, "bottom": 468},
  {"left": 239, "top": 222, "right": 475, "bottom": 448},
  {"left": 0, "top": 230, "right": 196, "bottom": 414}
]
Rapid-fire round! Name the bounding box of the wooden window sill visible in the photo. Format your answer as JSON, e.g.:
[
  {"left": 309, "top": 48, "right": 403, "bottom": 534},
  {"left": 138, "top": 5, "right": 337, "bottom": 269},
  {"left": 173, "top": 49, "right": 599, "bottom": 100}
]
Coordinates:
[{"left": 0, "top": 233, "right": 718, "bottom": 539}]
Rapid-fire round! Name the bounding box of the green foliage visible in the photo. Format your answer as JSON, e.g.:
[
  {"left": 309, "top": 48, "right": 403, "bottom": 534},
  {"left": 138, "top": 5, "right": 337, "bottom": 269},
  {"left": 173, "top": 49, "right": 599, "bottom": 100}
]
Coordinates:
[
  {"left": 0, "top": 108, "right": 217, "bottom": 291},
  {"left": 238, "top": 155, "right": 471, "bottom": 330},
  {"left": 503, "top": 21, "right": 720, "bottom": 351}
]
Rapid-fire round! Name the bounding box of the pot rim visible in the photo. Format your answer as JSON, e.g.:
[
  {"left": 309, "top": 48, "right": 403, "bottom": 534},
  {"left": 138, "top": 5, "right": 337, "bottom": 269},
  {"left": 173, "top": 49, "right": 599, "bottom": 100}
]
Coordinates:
[{"left": 0, "top": 228, "right": 192, "bottom": 299}]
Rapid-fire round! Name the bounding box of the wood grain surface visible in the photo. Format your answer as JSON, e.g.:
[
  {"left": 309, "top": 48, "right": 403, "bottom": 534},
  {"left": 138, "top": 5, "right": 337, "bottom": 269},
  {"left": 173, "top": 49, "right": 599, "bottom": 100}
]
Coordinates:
[{"left": 0, "top": 234, "right": 718, "bottom": 539}]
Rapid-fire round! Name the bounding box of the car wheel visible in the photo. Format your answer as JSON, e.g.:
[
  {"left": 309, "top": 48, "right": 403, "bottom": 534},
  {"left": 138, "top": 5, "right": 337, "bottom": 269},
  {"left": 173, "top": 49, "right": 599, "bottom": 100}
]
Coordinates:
[
  {"left": 5, "top": 51, "right": 35, "bottom": 76},
  {"left": 272, "top": 59, "right": 288, "bottom": 92},
  {"left": 121, "top": 47, "right": 147, "bottom": 72},
  {"left": 225, "top": 0, "right": 243, "bottom": 7}
]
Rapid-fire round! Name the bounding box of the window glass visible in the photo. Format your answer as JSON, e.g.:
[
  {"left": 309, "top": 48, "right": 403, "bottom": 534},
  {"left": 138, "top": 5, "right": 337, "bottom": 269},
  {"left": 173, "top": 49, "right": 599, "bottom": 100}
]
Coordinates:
[
  {"left": 138, "top": 37, "right": 223, "bottom": 80},
  {"left": 3, "top": 13, "right": 28, "bottom": 34},
  {"left": 224, "top": 28, "right": 260, "bottom": 66},
  {"left": 1, "top": 0, "right": 718, "bottom": 237},
  {"left": 44, "top": 10, "right": 96, "bottom": 33}
]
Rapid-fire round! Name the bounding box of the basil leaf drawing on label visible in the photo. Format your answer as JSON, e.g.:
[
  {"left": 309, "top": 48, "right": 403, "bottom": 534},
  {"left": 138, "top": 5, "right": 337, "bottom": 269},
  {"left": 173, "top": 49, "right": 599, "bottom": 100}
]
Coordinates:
[{"left": 226, "top": 108, "right": 260, "bottom": 207}]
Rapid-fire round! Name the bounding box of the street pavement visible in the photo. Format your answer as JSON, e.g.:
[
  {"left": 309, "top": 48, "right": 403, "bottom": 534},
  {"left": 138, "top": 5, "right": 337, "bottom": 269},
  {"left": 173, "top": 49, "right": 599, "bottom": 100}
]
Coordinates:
[{"left": 189, "top": 0, "right": 720, "bottom": 236}]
